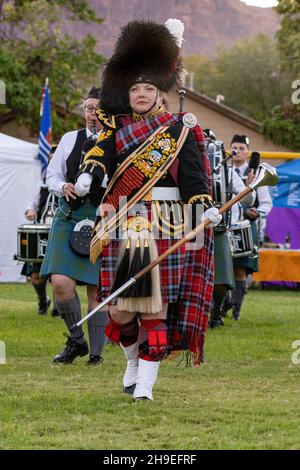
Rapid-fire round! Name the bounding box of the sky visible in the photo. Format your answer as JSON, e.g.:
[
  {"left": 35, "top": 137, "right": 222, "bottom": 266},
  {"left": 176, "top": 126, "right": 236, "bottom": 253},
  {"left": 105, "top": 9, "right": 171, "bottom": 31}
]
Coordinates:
[{"left": 240, "top": 0, "right": 278, "bottom": 7}]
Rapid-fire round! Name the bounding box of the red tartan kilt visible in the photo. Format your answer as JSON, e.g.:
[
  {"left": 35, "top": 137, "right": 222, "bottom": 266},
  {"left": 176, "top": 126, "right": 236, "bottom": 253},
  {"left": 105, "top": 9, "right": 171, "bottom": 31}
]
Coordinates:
[
  {"left": 95, "top": 114, "right": 214, "bottom": 363},
  {"left": 98, "top": 237, "right": 186, "bottom": 303}
]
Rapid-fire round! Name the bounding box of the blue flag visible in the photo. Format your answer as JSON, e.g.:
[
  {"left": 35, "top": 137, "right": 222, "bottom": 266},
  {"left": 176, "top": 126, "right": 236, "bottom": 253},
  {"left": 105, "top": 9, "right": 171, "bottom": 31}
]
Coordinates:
[{"left": 37, "top": 79, "right": 52, "bottom": 177}]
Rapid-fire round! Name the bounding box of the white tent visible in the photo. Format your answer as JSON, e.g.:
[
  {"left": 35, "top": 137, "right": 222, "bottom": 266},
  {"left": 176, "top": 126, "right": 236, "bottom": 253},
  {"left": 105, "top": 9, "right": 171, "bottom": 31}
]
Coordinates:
[{"left": 0, "top": 133, "right": 41, "bottom": 282}]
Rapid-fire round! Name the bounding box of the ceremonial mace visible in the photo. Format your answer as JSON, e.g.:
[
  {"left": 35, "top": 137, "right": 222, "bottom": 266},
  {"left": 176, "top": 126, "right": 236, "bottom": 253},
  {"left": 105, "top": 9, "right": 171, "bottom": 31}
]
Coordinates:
[{"left": 70, "top": 163, "right": 278, "bottom": 331}]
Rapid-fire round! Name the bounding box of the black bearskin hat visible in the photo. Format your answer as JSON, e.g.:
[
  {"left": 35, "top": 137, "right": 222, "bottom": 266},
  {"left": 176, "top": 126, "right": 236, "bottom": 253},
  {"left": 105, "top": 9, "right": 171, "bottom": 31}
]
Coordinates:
[
  {"left": 85, "top": 86, "right": 101, "bottom": 100},
  {"left": 230, "top": 134, "right": 249, "bottom": 147},
  {"left": 100, "top": 20, "right": 183, "bottom": 115}
]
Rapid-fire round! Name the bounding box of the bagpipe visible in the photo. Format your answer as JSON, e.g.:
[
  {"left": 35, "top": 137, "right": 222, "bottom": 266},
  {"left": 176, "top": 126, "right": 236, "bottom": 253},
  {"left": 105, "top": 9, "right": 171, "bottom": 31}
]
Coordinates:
[
  {"left": 65, "top": 121, "right": 100, "bottom": 257},
  {"left": 205, "top": 139, "right": 234, "bottom": 232}
]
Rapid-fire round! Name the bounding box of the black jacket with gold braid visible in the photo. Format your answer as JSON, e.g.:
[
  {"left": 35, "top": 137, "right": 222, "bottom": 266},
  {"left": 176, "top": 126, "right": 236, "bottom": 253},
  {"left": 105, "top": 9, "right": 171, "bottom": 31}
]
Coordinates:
[{"left": 78, "top": 111, "right": 213, "bottom": 210}]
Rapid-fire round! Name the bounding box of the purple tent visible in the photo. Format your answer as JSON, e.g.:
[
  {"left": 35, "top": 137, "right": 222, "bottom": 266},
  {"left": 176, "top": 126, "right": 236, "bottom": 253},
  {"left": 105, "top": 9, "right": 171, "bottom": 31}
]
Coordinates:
[
  {"left": 265, "top": 159, "right": 300, "bottom": 288},
  {"left": 266, "top": 159, "right": 300, "bottom": 249}
]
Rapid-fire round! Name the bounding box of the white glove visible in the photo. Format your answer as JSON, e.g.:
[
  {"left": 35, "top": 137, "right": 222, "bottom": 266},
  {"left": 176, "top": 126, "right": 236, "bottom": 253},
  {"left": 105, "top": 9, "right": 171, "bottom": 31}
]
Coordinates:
[
  {"left": 75, "top": 173, "right": 92, "bottom": 197},
  {"left": 201, "top": 207, "right": 222, "bottom": 228}
]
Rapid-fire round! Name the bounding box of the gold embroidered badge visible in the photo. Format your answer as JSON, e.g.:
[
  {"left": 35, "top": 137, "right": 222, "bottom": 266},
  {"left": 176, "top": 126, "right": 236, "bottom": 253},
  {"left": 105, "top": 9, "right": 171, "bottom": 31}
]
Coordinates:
[{"left": 132, "top": 132, "right": 176, "bottom": 178}]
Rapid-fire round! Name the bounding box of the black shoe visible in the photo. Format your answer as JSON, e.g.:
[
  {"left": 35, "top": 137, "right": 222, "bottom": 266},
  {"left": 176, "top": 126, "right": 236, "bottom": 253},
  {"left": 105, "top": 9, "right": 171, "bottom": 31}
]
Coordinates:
[
  {"left": 123, "top": 384, "right": 136, "bottom": 395},
  {"left": 221, "top": 295, "right": 232, "bottom": 318},
  {"left": 51, "top": 308, "right": 60, "bottom": 317},
  {"left": 209, "top": 319, "right": 222, "bottom": 329},
  {"left": 53, "top": 334, "right": 89, "bottom": 364},
  {"left": 38, "top": 297, "right": 51, "bottom": 315},
  {"left": 86, "top": 355, "right": 103, "bottom": 365},
  {"left": 134, "top": 396, "right": 150, "bottom": 402},
  {"left": 232, "top": 308, "right": 240, "bottom": 321}
]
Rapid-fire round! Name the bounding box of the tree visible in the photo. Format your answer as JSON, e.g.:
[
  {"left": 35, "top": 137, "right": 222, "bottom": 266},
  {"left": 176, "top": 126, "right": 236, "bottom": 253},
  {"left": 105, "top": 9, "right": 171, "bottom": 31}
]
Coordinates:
[
  {"left": 0, "top": 0, "right": 105, "bottom": 140},
  {"left": 276, "top": 0, "right": 300, "bottom": 77},
  {"left": 213, "top": 35, "right": 287, "bottom": 122},
  {"left": 263, "top": 0, "right": 300, "bottom": 150},
  {"left": 263, "top": 103, "right": 300, "bottom": 151},
  {"left": 185, "top": 34, "right": 286, "bottom": 123},
  {"left": 184, "top": 55, "right": 217, "bottom": 94}
]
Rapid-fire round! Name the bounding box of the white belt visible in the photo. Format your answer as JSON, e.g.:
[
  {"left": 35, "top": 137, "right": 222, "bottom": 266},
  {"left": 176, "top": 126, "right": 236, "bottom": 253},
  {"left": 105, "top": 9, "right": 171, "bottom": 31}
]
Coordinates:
[{"left": 143, "top": 187, "right": 182, "bottom": 201}]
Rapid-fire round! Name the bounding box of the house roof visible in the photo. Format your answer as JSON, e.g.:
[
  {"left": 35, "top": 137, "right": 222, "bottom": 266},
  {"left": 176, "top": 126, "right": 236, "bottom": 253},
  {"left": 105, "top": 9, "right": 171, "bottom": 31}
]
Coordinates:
[{"left": 182, "top": 87, "right": 262, "bottom": 133}]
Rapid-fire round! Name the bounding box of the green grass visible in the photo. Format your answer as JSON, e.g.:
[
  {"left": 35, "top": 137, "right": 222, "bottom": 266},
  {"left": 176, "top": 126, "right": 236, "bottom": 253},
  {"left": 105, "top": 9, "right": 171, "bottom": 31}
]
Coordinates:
[{"left": 0, "top": 283, "right": 300, "bottom": 450}]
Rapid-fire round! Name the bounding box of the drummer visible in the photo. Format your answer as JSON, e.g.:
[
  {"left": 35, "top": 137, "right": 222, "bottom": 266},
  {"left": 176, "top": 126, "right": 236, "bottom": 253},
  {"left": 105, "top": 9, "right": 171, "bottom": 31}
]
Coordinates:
[
  {"left": 203, "top": 130, "right": 255, "bottom": 328},
  {"left": 229, "top": 134, "right": 272, "bottom": 320},
  {"left": 21, "top": 145, "right": 59, "bottom": 316}
]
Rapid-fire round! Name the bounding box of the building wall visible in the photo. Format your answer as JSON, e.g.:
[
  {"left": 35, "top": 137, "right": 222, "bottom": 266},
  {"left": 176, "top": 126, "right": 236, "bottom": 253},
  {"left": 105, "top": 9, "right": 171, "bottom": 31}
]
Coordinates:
[
  {"left": 167, "top": 91, "right": 291, "bottom": 165},
  {"left": 0, "top": 121, "right": 36, "bottom": 143},
  {"left": 1, "top": 95, "right": 294, "bottom": 166}
]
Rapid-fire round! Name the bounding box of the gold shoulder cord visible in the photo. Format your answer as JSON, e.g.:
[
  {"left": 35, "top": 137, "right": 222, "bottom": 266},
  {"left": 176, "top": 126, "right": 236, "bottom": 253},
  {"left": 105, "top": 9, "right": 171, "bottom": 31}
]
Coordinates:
[
  {"left": 188, "top": 194, "right": 213, "bottom": 209},
  {"left": 95, "top": 108, "right": 116, "bottom": 129}
]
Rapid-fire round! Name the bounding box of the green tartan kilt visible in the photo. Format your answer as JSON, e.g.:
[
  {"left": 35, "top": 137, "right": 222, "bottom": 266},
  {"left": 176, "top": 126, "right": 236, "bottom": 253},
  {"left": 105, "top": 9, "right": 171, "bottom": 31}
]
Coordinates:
[
  {"left": 232, "top": 220, "right": 259, "bottom": 274},
  {"left": 21, "top": 262, "right": 41, "bottom": 277},
  {"left": 40, "top": 198, "right": 99, "bottom": 285},
  {"left": 214, "top": 230, "right": 235, "bottom": 288}
]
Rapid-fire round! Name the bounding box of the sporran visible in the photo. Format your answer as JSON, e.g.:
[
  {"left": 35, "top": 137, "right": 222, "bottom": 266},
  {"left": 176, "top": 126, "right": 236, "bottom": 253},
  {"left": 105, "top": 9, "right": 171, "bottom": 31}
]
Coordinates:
[{"left": 69, "top": 219, "right": 94, "bottom": 256}]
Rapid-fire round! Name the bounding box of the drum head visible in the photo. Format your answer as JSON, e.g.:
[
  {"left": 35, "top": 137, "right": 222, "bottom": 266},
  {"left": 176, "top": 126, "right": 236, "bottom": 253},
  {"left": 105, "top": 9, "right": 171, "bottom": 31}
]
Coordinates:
[
  {"left": 18, "top": 224, "right": 50, "bottom": 233},
  {"left": 231, "top": 220, "right": 251, "bottom": 230}
]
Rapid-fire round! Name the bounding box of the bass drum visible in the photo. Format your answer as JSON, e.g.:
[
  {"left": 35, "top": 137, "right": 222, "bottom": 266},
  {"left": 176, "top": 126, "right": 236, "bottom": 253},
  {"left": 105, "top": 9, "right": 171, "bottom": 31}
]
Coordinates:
[{"left": 17, "top": 224, "right": 50, "bottom": 263}]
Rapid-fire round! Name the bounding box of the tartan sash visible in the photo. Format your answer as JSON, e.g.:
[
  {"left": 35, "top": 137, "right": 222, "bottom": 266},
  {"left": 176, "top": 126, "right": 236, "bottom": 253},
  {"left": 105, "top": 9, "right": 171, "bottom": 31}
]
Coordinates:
[
  {"left": 116, "top": 112, "right": 179, "bottom": 156},
  {"left": 105, "top": 125, "right": 169, "bottom": 196},
  {"left": 90, "top": 123, "right": 190, "bottom": 263}
]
